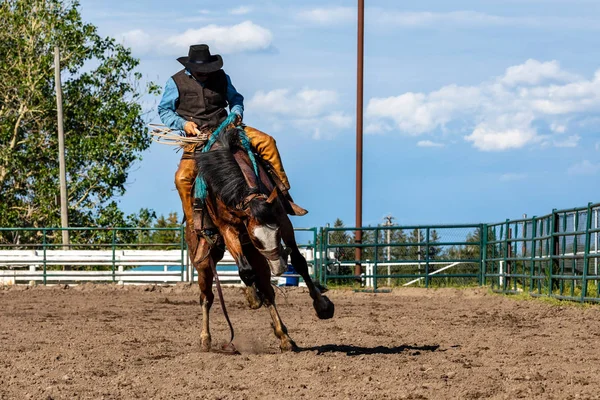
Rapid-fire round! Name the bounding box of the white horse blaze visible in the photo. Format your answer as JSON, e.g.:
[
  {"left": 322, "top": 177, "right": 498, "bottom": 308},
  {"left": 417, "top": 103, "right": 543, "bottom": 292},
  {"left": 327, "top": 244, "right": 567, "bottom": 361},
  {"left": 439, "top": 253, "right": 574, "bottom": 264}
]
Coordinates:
[{"left": 253, "top": 225, "right": 287, "bottom": 276}]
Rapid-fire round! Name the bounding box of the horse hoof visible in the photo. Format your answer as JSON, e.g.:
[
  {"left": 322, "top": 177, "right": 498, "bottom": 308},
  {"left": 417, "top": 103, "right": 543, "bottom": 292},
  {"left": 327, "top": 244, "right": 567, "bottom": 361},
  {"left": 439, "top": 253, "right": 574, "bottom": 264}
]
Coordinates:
[
  {"left": 280, "top": 339, "right": 298, "bottom": 353},
  {"left": 314, "top": 295, "right": 335, "bottom": 320},
  {"left": 201, "top": 340, "right": 211, "bottom": 352},
  {"left": 245, "top": 286, "right": 263, "bottom": 310}
]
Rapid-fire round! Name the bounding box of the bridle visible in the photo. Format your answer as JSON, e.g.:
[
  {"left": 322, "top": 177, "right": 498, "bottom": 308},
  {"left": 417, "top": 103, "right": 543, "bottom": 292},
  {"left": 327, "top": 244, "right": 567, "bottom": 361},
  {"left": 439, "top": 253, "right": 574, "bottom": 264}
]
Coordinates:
[{"left": 237, "top": 187, "right": 279, "bottom": 213}]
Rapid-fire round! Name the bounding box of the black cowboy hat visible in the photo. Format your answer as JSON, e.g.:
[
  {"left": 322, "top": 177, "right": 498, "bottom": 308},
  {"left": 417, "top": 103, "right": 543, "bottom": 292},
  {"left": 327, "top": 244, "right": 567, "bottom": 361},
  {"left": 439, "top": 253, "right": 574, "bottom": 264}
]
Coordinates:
[{"left": 177, "top": 44, "right": 223, "bottom": 74}]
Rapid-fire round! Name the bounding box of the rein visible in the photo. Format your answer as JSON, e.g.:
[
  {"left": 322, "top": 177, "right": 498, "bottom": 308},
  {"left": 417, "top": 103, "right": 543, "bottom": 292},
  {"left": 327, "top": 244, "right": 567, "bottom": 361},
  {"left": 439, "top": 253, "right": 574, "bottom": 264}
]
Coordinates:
[{"left": 209, "top": 248, "right": 238, "bottom": 353}]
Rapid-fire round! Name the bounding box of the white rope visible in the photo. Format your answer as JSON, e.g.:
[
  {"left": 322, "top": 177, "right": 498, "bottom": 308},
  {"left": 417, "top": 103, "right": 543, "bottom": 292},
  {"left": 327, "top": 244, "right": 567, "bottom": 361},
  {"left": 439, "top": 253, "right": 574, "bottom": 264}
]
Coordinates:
[{"left": 148, "top": 123, "right": 208, "bottom": 147}]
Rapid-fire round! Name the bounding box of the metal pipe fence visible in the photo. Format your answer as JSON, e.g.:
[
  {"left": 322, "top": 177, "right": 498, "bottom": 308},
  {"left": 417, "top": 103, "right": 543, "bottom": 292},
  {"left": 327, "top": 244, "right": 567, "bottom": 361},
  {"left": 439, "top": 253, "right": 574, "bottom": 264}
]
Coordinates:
[
  {"left": 483, "top": 203, "right": 600, "bottom": 302},
  {"left": 319, "top": 224, "right": 484, "bottom": 290},
  {"left": 2, "top": 203, "right": 600, "bottom": 302},
  {"left": 317, "top": 202, "right": 600, "bottom": 302}
]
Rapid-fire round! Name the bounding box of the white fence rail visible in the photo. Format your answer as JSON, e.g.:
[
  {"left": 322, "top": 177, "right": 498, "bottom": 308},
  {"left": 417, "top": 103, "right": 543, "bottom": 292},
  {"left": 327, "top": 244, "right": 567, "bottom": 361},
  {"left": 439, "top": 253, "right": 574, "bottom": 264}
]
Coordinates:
[{"left": 0, "top": 249, "right": 310, "bottom": 286}]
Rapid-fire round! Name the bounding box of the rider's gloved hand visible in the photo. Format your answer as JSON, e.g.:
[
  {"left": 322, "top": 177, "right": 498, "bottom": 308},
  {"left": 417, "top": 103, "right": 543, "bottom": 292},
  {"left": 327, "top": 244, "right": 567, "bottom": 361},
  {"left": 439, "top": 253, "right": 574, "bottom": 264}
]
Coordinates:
[
  {"left": 233, "top": 113, "right": 243, "bottom": 127},
  {"left": 183, "top": 121, "right": 199, "bottom": 136},
  {"left": 231, "top": 106, "right": 243, "bottom": 126}
]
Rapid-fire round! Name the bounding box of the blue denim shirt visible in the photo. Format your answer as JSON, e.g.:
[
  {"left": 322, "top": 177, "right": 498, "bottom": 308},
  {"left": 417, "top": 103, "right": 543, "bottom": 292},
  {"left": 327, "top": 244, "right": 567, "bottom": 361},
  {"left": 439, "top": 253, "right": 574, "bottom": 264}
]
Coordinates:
[{"left": 158, "top": 70, "right": 244, "bottom": 130}]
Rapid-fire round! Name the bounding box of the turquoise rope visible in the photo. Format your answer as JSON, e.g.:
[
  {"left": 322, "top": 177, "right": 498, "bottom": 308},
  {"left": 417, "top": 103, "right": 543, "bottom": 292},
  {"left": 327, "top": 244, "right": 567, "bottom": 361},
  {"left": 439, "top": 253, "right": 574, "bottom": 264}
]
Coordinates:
[
  {"left": 194, "top": 114, "right": 259, "bottom": 203},
  {"left": 237, "top": 127, "right": 260, "bottom": 180}
]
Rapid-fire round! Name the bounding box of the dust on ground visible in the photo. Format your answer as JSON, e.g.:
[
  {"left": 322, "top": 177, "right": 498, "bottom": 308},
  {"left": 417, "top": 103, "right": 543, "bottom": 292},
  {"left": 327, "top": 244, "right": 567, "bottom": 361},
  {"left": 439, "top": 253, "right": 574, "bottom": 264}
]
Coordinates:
[{"left": 1, "top": 283, "right": 599, "bottom": 399}]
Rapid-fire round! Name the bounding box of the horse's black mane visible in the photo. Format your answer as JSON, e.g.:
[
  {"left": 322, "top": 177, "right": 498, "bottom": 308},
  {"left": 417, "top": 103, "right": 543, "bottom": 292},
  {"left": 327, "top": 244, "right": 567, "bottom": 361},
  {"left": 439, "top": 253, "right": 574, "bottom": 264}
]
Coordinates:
[{"left": 195, "top": 128, "right": 276, "bottom": 223}]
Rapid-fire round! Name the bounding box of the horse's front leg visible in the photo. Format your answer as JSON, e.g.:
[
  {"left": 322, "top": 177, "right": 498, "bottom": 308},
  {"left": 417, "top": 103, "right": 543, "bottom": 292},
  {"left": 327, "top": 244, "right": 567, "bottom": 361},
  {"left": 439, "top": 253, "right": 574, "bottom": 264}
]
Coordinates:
[
  {"left": 266, "top": 300, "right": 297, "bottom": 352},
  {"left": 279, "top": 216, "right": 335, "bottom": 320},
  {"left": 244, "top": 245, "right": 297, "bottom": 352}
]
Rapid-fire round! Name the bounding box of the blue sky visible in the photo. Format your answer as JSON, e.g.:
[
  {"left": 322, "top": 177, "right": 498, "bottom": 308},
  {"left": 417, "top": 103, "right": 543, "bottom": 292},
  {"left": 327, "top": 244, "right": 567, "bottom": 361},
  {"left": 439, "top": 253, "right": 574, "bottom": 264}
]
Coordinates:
[{"left": 79, "top": 0, "right": 600, "bottom": 228}]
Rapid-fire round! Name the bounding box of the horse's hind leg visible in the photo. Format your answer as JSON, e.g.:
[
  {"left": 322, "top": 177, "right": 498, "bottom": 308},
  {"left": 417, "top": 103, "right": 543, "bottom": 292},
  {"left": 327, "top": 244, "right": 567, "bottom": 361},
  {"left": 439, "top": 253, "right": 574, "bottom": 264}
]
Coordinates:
[
  {"left": 186, "top": 227, "right": 222, "bottom": 352},
  {"left": 197, "top": 258, "right": 214, "bottom": 352},
  {"left": 279, "top": 216, "right": 335, "bottom": 320}
]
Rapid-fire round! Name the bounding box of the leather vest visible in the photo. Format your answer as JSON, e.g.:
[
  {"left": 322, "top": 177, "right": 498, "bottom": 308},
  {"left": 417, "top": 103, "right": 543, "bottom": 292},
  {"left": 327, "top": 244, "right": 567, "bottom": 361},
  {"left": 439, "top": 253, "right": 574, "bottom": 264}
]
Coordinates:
[{"left": 172, "top": 69, "right": 228, "bottom": 128}]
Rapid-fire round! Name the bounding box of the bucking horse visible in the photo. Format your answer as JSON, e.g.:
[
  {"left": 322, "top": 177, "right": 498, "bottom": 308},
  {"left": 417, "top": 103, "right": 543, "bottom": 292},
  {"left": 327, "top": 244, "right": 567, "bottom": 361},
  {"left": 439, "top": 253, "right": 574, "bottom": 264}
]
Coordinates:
[{"left": 185, "top": 120, "right": 334, "bottom": 353}]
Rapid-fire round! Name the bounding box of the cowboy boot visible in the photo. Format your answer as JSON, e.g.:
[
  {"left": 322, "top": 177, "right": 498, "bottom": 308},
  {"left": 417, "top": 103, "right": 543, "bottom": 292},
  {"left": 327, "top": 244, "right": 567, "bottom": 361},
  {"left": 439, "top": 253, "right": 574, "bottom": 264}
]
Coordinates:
[
  {"left": 174, "top": 158, "right": 198, "bottom": 229},
  {"left": 176, "top": 158, "right": 219, "bottom": 233},
  {"left": 244, "top": 126, "right": 308, "bottom": 216}
]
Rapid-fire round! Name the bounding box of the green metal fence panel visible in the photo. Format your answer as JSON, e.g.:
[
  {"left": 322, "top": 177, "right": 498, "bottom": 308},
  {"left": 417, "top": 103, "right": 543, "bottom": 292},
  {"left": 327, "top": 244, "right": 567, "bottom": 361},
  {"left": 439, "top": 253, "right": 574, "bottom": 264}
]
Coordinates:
[
  {"left": 320, "top": 224, "right": 484, "bottom": 289},
  {"left": 482, "top": 203, "right": 600, "bottom": 303}
]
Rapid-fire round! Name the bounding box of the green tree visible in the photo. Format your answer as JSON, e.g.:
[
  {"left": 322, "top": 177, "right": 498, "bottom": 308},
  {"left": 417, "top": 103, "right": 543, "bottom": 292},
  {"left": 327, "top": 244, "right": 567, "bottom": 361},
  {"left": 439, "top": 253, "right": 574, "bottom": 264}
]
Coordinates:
[
  {"left": 389, "top": 228, "right": 408, "bottom": 260},
  {"left": 407, "top": 228, "right": 425, "bottom": 259},
  {"left": 429, "top": 229, "right": 442, "bottom": 260},
  {"left": 329, "top": 218, "right": 353, "bottom": 262},
  {"left": 152, "top": 212, "right": 182, "bottom": 249},
  {"left": 0, "top": 0, "right": 159, "bottom": 233}
]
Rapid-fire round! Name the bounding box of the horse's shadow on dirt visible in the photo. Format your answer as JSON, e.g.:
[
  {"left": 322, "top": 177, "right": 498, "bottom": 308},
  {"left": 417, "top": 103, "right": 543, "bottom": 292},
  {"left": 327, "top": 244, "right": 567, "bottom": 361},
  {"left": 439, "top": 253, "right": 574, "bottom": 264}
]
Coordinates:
[{"left": 297, "top": 344, "right": 442, "bottom": 356}]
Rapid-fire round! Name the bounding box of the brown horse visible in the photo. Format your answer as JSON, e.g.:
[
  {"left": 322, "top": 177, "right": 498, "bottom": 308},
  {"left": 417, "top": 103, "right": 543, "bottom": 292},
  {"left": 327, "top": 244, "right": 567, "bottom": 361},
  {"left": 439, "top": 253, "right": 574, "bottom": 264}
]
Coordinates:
[{"left": 186, "top": 127, "right": 334, "bottom": 352}]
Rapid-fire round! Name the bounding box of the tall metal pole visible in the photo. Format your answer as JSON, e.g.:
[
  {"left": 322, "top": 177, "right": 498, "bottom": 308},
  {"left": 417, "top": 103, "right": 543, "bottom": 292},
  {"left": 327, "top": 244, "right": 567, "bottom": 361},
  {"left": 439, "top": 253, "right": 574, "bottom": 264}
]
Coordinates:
[
  {"left": 354, "top": 0, "right": 364, "bottom": 279},
  {"left": 54, "top": 46, "right": 70, "bottom": 248}
]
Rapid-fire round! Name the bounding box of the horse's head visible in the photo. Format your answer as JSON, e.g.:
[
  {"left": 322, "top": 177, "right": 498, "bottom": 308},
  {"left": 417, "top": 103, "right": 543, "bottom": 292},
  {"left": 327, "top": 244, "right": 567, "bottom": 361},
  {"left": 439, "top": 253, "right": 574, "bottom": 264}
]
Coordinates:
[
  {"left": 196, "top": 127, "right": 288, "bottom": 276},
  {"left": 242, "top": 193, "right": 287, "bottom": 276}
]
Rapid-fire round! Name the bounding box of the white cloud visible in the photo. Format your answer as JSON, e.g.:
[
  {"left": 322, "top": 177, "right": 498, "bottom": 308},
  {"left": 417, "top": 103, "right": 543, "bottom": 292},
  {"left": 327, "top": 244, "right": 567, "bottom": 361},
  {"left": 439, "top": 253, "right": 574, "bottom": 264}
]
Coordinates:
[
  {"left": 164, "top": 21, "right": 273, "bottom": 54},
  {"left": 550, "top": 122, "right": 567, "bottom": 133},
  {"left": 367, "top": 85, "right": 482, "bottom": 134},
  {"left": 367, "top": 59, "right": 600, "bottom": 151},
  {"left": 297, "top": 7, "right": 355, "bottom": 25},
  {"left": 500, "top": 173, "right": 527, "bottom": 182},
  {"left": 298, "top": 8, "right": 600, "bottom": 30},
  {"left": 374, "top": 10, "right": 528, "bottom": 28},
  {"left": 417, "top": 140, "right": 445, "bottom": 148},
  {"left": 553, "top": 134, "right": 580, "bottom": 148},
  {"left": 120, "top": 21, "right": 273, "bottom": 55},
  {"left": 249, "top": 88, "right": 338, "bottom": 118},
  {"left": 501, "top": 59, "right": 580, "bottom": 86},
  {"left": 464, "top": 114, "right": 540, "bottom": 151},
  {"left": 324, "top": 112, "right": 353, "bottom": 129},
  {"left": 568, "top": 160, "right": 600, "bottom": 175},
  {"left": 120, "top": 29, "right": 153, "bottom": 54},
  {"left": 230, "top": 6, "right": 252, "bottom": 15},
  {"left": 365, "top": 122, "right": 393, "bottom": 134},
  {"left": 248, "top": 89, "right": 351, "bottom": 139}
]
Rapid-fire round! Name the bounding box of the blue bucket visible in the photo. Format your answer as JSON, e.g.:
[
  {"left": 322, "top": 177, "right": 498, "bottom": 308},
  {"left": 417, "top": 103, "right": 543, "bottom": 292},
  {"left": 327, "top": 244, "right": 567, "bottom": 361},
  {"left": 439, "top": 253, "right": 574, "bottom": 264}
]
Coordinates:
[{"left": 282, "top": 264, "right": 299, "bottom": 286}]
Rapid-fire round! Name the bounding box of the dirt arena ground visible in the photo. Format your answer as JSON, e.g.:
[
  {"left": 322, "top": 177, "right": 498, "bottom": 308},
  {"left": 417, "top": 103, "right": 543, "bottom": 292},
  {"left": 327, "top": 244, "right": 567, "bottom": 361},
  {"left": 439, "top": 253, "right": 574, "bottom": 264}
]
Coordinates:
[{"left": 1, "top": 284, "right": 600, "bottom": 399}]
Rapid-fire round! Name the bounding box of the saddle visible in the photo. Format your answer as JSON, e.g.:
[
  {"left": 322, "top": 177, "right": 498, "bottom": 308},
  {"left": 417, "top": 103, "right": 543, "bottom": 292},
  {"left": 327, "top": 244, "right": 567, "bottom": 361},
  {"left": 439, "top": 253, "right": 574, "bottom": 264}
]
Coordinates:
[
  {"left": 231, "top": 148, "right": 307, "bottom": 216},
  {"left": 191, "top": 135, "right": 305, "bottom": 233}
]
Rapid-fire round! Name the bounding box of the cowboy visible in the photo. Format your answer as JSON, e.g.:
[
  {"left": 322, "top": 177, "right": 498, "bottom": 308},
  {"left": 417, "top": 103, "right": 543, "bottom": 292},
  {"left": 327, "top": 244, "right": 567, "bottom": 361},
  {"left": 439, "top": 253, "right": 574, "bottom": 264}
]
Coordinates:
[{"left": 158, "top": 44, "right": 307, "bottom": 233}]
